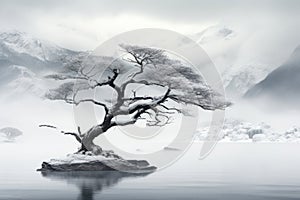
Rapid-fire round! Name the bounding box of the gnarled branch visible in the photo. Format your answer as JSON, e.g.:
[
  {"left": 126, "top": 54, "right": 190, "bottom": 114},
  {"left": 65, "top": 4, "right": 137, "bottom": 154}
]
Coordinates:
[{"left": 39, "top": 124, "right": 82, "bottom": 144}]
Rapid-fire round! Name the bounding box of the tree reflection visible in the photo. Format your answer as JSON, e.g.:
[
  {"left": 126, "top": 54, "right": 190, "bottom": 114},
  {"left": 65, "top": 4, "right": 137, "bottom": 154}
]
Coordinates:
[{"left": 41, "top": 171, "right": 150, "bottom": 200}]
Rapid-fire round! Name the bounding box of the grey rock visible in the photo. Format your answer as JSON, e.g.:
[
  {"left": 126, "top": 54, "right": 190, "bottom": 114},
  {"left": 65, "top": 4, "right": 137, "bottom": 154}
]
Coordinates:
[{"left": 37, "top": 157, "right": 157, "bottom": 173}]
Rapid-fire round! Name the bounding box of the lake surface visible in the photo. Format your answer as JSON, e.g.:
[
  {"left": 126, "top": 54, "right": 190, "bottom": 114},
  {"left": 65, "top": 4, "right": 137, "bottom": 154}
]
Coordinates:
[{"left": 1, "top": 143, "right": 300, "bottom": 200}]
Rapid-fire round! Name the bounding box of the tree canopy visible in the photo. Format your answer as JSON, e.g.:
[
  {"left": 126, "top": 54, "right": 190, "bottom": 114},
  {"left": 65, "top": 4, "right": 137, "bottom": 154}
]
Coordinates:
[{"left": 44, "top": 44, "right": 230, "bottom": 154}]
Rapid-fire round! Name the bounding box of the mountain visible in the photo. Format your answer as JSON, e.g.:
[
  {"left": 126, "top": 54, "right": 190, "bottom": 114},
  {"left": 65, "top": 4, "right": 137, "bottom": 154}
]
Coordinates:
[
  {"left": 0, "top": 31, "right": 81, "bottom": 99},
  {"left": 0, "top": 65, "right": 49, "bottom": 98},
  {"left": 192, "top": 25, "right": 235, "bottom": 44},
  {"left": 0, "top": 31, "right": 78, "bottom": 73},
  {"left": 191, "top": 24, "right": 239, "bottom": 73},
  {"left": 191, "top": 25, "right": 274, "bottom": 99},
  {"left": 245, "top": 45, "right": 300, "bottom": 107},
  {"left": 222, "top": 63, "right": 271, "bottom": 98},
  {"left": 191, "top": 24, "right": 296, "bottom": 100}
]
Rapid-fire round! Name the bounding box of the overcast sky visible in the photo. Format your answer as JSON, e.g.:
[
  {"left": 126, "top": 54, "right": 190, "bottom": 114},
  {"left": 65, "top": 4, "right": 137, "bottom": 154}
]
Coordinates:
[{"left": 0, "top": 0, "right": 300, "bottom": 57}]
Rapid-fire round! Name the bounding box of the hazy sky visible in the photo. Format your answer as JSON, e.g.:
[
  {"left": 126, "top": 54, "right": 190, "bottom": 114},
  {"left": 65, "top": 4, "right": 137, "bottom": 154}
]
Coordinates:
[{"left": 1, "top": 0, "right": 300, "bottom": 52}]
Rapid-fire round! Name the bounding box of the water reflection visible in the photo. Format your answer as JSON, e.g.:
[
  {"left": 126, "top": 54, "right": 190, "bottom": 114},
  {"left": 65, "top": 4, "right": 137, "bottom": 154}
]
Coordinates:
[{"left": 41, "top": 171, "right": 150, "bottom": 200}]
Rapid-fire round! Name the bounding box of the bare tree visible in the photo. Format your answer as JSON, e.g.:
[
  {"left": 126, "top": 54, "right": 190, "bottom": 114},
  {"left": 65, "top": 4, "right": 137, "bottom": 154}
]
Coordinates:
[{"left": 43, "top": 44, "right": 230, "bottom": 155}]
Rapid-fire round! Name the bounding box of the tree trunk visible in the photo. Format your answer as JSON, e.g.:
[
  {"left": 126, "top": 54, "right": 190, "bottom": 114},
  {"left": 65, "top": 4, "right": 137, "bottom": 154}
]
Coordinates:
[{"left": 81, "top": 125, "right": 105, "bottom": 155}]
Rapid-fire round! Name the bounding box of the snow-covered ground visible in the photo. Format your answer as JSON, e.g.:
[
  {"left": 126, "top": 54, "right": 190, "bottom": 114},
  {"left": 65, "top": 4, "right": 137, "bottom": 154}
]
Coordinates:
[{"left": 196, "top": 119, "right": 300, "bottom": 143}]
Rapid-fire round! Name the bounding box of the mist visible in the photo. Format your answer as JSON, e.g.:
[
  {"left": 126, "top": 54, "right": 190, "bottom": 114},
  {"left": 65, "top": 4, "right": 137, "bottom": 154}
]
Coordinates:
[{"left": 1, "top": 1, "right": 300, "bottom": 199}]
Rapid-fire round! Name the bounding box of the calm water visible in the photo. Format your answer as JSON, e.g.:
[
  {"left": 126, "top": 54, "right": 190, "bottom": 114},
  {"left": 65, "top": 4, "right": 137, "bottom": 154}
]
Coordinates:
[{"left": 1, "top": 143, "right": 300, "bottom": 200}]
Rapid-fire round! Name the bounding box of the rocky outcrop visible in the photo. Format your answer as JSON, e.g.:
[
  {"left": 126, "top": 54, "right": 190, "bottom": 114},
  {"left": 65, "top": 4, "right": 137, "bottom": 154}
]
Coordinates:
[{"left": 37, "top": 153, "right": 156, "bottom": 173}]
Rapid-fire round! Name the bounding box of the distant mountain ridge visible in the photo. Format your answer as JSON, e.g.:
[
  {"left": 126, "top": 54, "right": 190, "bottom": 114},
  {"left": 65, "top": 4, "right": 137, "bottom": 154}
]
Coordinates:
[
  {"left": 223, "top": 63, "right": 271, "bottom": 98},
  {"left": 1, "top": 29, "right": 296, "bottom": 104},
  {"left": 0, "top": 31, "right": 78, "bottom": 73},
  {"left": 192, "top": 24, "right": 235, "bottom": 44},
  {"left": 191, "top": 25, "right": 276, "bottom": 99},
  {"left": 245, "top": 45, "right": 300, "bottom": 106},
  {"left": 0, "top": 31, "right": 82, "bottom": 98}
]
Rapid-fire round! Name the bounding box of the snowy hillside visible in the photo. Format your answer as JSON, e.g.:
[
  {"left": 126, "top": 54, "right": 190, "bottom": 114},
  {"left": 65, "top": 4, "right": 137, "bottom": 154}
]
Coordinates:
[
  {"left": 0, "top": 30, "right": 80, "bottom": 76},
  {"left": 193, "top": 25, "right": 235, "bottom": 45},
  {"left": 1, "top": 65, "right": 48, "bottom": 97},
  {"left": 190, "top": 24, "right": 239, "bottom": 74},
  {"left": 0, "top": 31, "right": 75, "bottom": 62},
  {"left": 222, "top": 63, "right": 271, "bottom": 98},
  {"left": 245, "top": 45, "right": 300, "bottom": 107},
  {"left": 191, "top": 24, "right": 287, "bottom": 99},
  {"left": 0, "top": 29, "right": 278, "bottom": 100},
  {"left": 0, "top": 31, "right": 83, "bottom": 98},
  {"left": 191, "top": 25, "right": 269, "bottom": 98}
]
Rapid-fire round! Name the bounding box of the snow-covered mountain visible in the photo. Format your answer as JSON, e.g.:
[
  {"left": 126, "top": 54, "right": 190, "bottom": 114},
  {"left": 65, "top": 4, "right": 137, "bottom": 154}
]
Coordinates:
[
  {"left": 0, "top": 31, "right": 82, "bottom": 98},
  {"left": 191, "top": 25, "right": 275, "bottom": 99},
  {"left": 1, "top": 65, "right": 47, "bottom": 97},
  {"left": 191, "top": 25, "right": 237, "bottom": 69},
  {"left": 222, "top": 63, "right": 271, "bottom": 98},
  {"left": 0, "top": 31, "right": 76, "bottom": 61},
  {"left": 0, "top": 29, "right": 293, "bottom": 103},
  {"left": 0, "top": 31, "right": 78, "bottom": 73},
  {"left": 193, "top": 25, "right": 235, "bottom": 45},
  {"left": 245, "top": 45, "right": 300, "bottom": 108}
]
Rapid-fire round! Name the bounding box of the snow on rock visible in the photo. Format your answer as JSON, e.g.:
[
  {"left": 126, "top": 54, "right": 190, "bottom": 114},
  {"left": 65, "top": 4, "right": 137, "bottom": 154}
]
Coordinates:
[
  {"left": 196, "top": 119, "right": 300, "bottom": 143},
  {"left": 39, "top": 152, "right": 157, "bottom": 173},
  {"left": 280, "top": 127, "right": 300, "bottom": 142},
  {"left": 252, "top": 134, "right": 267, "bottom": 142},
  {"left": 247, "top": 128, "right": 263, "bottom": 139},
  {"left": 47, "top": 153, "right": 114, "bottom": 165}
]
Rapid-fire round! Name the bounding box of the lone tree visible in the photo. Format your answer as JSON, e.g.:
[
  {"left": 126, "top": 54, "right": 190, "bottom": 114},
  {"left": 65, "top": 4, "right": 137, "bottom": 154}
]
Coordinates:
[
  {"left": 43, "top": 44, "right": 230, "bottom": 155},
  {"left": 0, "top": 127, "right": 23, "bottom": 142}
]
